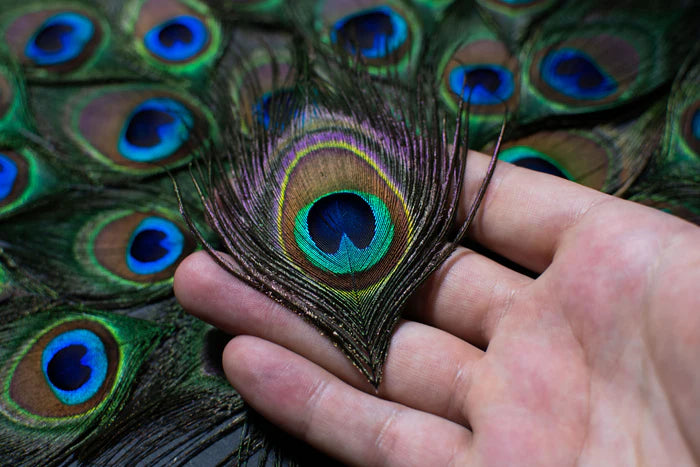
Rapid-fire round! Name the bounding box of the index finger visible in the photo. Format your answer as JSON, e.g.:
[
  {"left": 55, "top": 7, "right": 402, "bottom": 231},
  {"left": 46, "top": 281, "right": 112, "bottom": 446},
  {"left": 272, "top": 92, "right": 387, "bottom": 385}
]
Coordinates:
[{"left": 460, "top": 150, "right": 610, "bottom": 273}]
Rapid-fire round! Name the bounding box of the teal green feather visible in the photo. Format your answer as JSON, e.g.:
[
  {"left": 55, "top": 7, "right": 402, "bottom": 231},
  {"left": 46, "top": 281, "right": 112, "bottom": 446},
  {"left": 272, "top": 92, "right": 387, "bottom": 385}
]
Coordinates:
[
  {"left": 294, "top": 0, "right": 425, "bottom": 81},
  {"left": 0, "top": 1, "right": 112, "bottom": 80},
  {"left": 481, "top": 99, "right": 667, "bottom": 196},
  {"left": 0, "top": 56, "right": 81, "bottom": 219},
  {"left": 120, "top": 0, "right": 224, "bottom": 82},
  {"left": 179, "top": 54, "right": 487, "bottom": 386},
  {"left": 411, "top": 0, "right": 455, "bottom": 20},
  {"left": 627, "top": 173, "right": 700, "bottom": 225},
  {"left": 624, "top": 47, "right": 700, "bottom": 223},
  {"left": 474, "top": 0, "right": 560, "bottom": 47},
  {"left": 657, "top": 45, "right": 700, "bottom": 169},
  {"left": 220, "top": 28, "right": 299, "bottom": 135},
  {"left": 0, "top": 0, "right": 698, "bottom": 465},
  {"left": 0, "top": 145, "right": 67, "bottom": 219},
  {"left": 0, "top": 302, "right": 166, "bottom": 465},
  {"left": 0, "top": 56, "right": 32, "bottom": 141},
  {"left": 0, "top": 187, "right": 201, "bottom": 307},
  {"left": 0, "top": 257, "right": 57, "bottom": 303},
  {"left": 517, "top": 1, "right": 697, "bottom": 124},
  {"left": 216, "top": 0, "right": 286, "bottom": 21},
  {"left": 27, "top": 82, "right": 218, "bottom": 183},
  {"left": 429, "top": 3, "right": 518, "bottom": 147},
  {"left": 0, "top": 0, "right": 157, "bottom": 83}
]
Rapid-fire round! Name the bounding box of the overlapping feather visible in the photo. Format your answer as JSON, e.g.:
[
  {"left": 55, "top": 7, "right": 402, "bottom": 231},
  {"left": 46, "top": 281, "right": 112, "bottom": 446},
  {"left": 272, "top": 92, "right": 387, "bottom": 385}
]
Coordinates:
[
  {"left": 180, "top": 55, "right": 497, "bottom": 385},
  {"left": 0, "top": 0, "right": 698, "bottom": 465}
]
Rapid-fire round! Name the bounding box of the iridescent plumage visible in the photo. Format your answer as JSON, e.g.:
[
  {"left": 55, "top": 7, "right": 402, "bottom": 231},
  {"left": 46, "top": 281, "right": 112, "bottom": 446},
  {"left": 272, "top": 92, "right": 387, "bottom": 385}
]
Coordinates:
[{"left": 0, "top": 0, "right": 698, "bottom": 464}]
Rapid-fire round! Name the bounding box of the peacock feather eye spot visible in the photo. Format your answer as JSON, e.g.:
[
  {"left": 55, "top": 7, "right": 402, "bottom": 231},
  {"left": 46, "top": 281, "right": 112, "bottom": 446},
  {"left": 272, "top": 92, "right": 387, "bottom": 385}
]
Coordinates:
[
  {"left": 294, "top": 191, "right": 394, "bottom": 275},
  {"left": 144, "top": 15, "right": 209, "bottom": 62},
  {"left": 692, "top": 109, "right": 700, "bottom": 142},
  {"left": 25, "top": 12, "right": 94, "bottom": 66},
  {"left": 500, "top": 146, "right": 572, "bottom": 180},
  {"left": 253, "top": 89, "right": 297, "bottom": 129},
  {"left": 41, "top": 329, "right": 108, "bottom": 406},
  {"left": 46, "top": 345, "right": 91, "bottom": 391},
  {"left": 331, "top": 7, "right": 407, "bottom": 59},
  {"left": 125, "top": 109, "right": 175, "bottom": 147},
  {"left": 0, "top": 153, "right": 19, "bottom": 201},
  {"left": 159, "top": 22, "right": 193, "bottom": 46},
  {"left": 89, "top": 211, "right": 194, "bottom": 283},
  {"left": 449, "top": 64, "right": 515, "bottom": 105},
  {"left": 127, "top": 217, "right": 185, "bottom": 275},
  {"left": 307, "top": 192, "right": 376, "bottom": 254},
  {"left": 541, "top": 48, "right": 617, "bottom": 101},
  {"left": 3, "top": 313, "right": 162, "bottom": 428},
  {"left": 119, "top": 98, "right": 193, "bottom": 162},
  {"left": 130, "top": 230, "right": 168, "bottom": 262}
]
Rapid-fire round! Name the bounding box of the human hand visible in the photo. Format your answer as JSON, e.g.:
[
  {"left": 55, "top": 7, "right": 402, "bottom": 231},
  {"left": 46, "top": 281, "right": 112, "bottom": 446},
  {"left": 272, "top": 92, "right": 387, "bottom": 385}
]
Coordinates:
[{"left": 174, "top": 151, "right": 700, "bottom": 466}]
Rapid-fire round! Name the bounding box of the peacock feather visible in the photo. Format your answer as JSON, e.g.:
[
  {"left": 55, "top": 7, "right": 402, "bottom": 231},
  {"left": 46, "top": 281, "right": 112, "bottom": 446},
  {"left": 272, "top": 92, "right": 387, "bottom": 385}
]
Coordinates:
[
  {"left": 122, "top": 0, "right": 224, "bottom": 80},
  {"left": 0, "top": 185, "right": 201, "bottom": 307},
  {"left": 300, "top": 0, "right": 425, "bottom": 80},
  {"left": 0, "top": 0, "right": 698, "bottom": 464},
  {"left": 27, "top": 82, "right": 218, "bottom": 182},
  {"left": 0, "top": 301, "right": 166, "bottom": 465},
  {"left": 180, "top": 58, "right": 496, "bottom": 385}
]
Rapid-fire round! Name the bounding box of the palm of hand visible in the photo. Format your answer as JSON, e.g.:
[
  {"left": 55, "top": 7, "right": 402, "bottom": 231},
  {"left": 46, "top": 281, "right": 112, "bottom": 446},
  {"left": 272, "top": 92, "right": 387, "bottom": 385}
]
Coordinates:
[
  {"left": 458, "top": 200, "right": 698, "bottom": 466},
  {"left": 175, "top": 152, "right": 700, "bottom": 466}
]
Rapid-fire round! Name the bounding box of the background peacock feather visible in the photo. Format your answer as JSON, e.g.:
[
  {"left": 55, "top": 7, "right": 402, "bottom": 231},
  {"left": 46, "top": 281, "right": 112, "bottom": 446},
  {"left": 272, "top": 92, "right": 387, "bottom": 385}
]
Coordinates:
[{"left": 0, "top": 0, "right": 698, "bottom": 465}]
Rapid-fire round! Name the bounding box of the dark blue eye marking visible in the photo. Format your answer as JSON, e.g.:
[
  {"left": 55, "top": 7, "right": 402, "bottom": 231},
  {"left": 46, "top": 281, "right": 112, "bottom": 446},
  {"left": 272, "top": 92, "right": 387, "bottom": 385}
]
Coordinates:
[
  {"left": 144, "top": 15, "right": 208, "bottom": 62},
  {"left": 308, "top": 192, "right": 376, "bottom": 254},
  {"left": 540, "top": 48, "right": 617, "bottom": 100},
  {"left": 449, "top": 64, "right": 515, "bottom": 105},
  {"left": 253, "top": 89, "right": 297, "bottom": 129},
  {"left": 25, "top": 12, "right": 94, "bottom": 66},
  {"left": 0, "top": 153, "right": 18, "bottom": 201},
  {"left": 295, "top": 191, "right": 394, "bottom": 275},
  {"left": 127, "top": 217, "right": 184, "bottom": 275},
  {"left": 119, "top": 98, "right": 193, "bottom": 162},
  {"left": 330, "top": 7, "right": 408, "bottom": 59},
  {"left": 499, "top": 146, "right": 571, "bottom": 179},
  {"left": 692, "top": 109, "right": 700, "bottom": 142},
  {"left": 41, "top": 329, "right": 108, "bottom": 405}
]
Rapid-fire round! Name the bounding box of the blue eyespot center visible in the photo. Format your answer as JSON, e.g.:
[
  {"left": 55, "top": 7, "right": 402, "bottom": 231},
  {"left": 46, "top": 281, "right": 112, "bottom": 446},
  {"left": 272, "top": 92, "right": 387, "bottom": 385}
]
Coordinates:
[
  {"left": 127, "top": 217, "right": 184, "bottom": 275},
  {"left": 160, "top": 23, "right": 193, "bottom": 47},
  {"left": 449, "top": 65, "right": 515, "bottom": 105},
  {"left": 254, "top": 89, "right": 297, "bottom": 129},
  {"left": 25, "top": 12, "right": 94, "bottom": 66},
  {"left": 35, "top": 24, "right": 72, "bottom": 52},
  {"left": 295, "top": 191, "right": 394, "bottom": 275},
  {"left": 144, "top": 16, "right": 208, "bottom": 62},
  {"left": 119, "top": 98, "right": 193, "bottom": 162},
  {"left": 0, "top": 153, "right": 19, "bottom": 201},
  {"left": 500, "top": 147, "right": 571, "bottom": 180},
  {"left": 47, "top": 344, "right": 91, "bottom": 391},
  {"left": 131, "top": 229, "right": 168, "bottom": 262},
  {"left": 541, "top": 48, "right": 617, "bottom": 100},
  {"left": 42, "top": 329, "right": 108, "bottom": 405},
  {"left": 331, "top": 7, "right": 408, "bottom": 59},
  {"left": 308, "top": 192, "right": 376, "bottom": 254}
]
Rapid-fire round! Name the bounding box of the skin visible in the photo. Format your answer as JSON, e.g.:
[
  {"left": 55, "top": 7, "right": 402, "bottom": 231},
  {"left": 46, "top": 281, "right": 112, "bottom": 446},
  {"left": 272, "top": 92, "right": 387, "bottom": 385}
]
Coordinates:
[{"left": 174, "top": 151, "right": 700, "bottom": 466}]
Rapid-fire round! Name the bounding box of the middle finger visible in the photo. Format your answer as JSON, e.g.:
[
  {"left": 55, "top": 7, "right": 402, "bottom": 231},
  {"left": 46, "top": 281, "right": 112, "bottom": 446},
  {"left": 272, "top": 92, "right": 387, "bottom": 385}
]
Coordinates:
[{"left": 175, "top": 251, "right": 484, "bottom": 425}]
